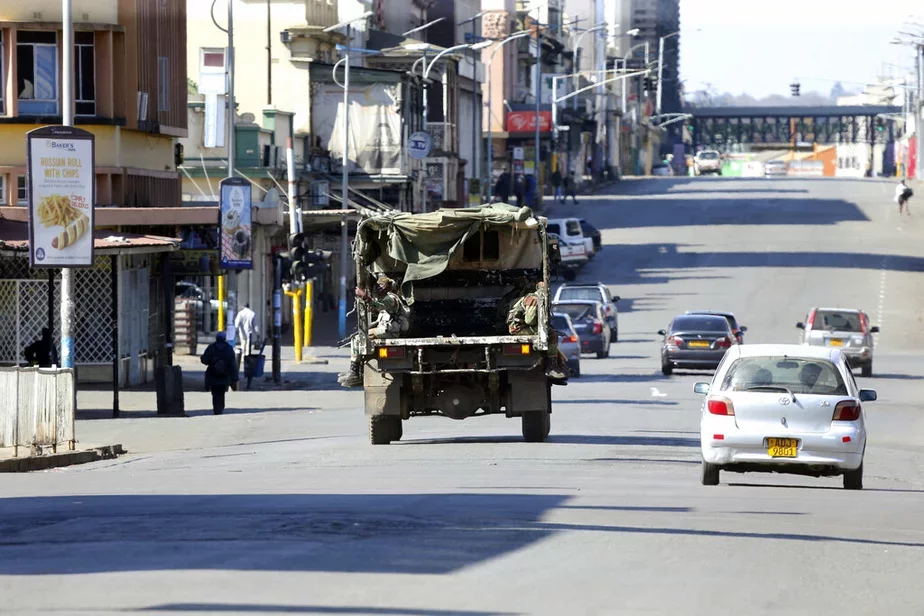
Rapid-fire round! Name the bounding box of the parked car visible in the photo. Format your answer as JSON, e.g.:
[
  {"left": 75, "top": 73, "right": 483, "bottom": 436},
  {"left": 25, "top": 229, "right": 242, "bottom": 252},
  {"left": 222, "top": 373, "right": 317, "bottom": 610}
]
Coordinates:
[
  {"left": 764, "top": 159, "right": 788, "bottom": 176},
  {"left": 552, "top": 301, "right": 611, "bottom": 358},
  {"left": 686, "top": 310, "right": 747, "bottom": 344},
  {"left": 695, "top": 344, "right": 874, "bottom": 489},
  {"left": 548, "top": 232, "right": 588, "bottom": 281},
  {"left": 658, "top": 314, "right": 738, "bottom": 375},
  {"left": 554, "top": 283, "right": 620, "bottom": 340},
  {"left": 694, "top": 150, "right": 722, "bottom": 175},
  {"left": 797, "top": 307, "right": 879, "bottom": 377},
  {"left": 547, "top": 217, "right": 595, "bottom": 256},
  {"left": 579, "top": 219, "right": 602, "bottom": 252},
  {"left": 551, "top": 312, "right": 581, "bottom": 377},
  {"left": 652, "top": 163, "right": 673, "bottom": 176}
]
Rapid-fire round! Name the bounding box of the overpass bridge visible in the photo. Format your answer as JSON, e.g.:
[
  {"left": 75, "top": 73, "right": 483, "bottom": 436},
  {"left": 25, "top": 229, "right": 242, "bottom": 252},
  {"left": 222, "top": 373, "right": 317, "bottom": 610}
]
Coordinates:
[{"left": 683, "top": 105, "right": 904, "bottom": 149}]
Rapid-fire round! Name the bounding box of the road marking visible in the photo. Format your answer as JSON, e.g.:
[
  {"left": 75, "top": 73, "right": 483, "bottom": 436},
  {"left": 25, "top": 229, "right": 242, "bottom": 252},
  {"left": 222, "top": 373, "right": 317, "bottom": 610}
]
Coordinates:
[
  {"left": 650, "top": 387, "right": 667, "bottom": 398},
  {"left": 877, "top": 258, "right": 888, "bottom": 329}
]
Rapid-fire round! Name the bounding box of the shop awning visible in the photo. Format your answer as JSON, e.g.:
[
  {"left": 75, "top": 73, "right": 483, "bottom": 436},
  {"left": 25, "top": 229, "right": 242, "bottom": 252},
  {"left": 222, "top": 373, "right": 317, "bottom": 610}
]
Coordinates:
[
  {"left": 0, "top": 206, "right": 219, "bottom": 227},
  {"left": 0, "top": 220, "right": 180, "bottom": 258}
]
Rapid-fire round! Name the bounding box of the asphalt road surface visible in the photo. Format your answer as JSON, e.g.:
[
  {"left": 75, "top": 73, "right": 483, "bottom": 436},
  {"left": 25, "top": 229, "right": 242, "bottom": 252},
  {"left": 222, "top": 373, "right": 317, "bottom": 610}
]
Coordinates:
[{"left": 3, "top": 177, "right": 924, "bottom": 616}]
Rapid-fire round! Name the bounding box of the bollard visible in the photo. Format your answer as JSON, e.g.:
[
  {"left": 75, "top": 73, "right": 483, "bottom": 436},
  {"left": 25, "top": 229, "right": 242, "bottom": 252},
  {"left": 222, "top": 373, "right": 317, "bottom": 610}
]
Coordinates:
[
  {"left": 284, "top": 286, "right": 304, "bottom": 362},
  {"left": 217, "top": 274, "right": 225, "bottom": 333},
  {"left": 304, "top": 279, "right": 313, "bottom": 347}
]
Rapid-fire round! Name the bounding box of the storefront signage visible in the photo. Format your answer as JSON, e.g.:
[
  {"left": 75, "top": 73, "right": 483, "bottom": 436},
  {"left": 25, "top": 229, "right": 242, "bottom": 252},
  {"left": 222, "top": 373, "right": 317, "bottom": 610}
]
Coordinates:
[
  {"left": 26, "top": 125, "right": 96, "bottom": 268},
  {"left": 219, "top": 177, "right": 253, "bottom": 270},
  {"left": 506, "top": 111, "right": 552, "bottom": 133}
]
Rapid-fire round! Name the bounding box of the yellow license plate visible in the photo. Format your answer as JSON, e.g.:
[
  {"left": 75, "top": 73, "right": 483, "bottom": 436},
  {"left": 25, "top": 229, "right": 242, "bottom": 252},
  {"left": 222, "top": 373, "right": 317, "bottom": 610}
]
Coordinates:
[
  {"left": 689, "top": 341, "right": 710, "bottom": 348},
  {"left": 767, "top": 438, "right": 798, "bottom": 457},
  {"left": 829, "top": 339, "right": 844, "bottom": 347}
]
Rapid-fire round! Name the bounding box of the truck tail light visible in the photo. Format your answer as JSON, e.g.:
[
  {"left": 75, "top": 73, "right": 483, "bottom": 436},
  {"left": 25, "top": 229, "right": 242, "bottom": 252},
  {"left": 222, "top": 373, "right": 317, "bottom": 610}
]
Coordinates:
[
  {"left": 377, "top": 346, "right": 406, "bottom": 359},
  {"left": 504, "top": 344, "right": 531, "bottom": 355}
]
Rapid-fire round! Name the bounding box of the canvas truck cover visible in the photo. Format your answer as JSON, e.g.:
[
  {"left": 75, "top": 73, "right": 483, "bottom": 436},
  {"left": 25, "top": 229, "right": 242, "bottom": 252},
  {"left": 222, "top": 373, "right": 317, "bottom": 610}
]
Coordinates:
[{"left": 356, "top": 204, "right": 544, "bottom": 301}]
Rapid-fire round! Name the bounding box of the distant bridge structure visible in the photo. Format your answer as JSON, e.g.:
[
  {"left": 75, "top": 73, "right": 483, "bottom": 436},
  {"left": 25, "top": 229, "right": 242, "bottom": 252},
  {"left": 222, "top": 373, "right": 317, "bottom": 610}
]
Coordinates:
[{"left": 683, "top": 105, "right": 904, "bottom": 149}]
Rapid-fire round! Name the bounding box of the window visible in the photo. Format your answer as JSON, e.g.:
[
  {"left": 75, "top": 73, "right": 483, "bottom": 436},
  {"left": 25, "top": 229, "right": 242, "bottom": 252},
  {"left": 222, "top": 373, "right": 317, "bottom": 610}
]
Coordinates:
[
  {"left": 461, "top": 230, "right": 500, "bottom": 262},
  {"left": 158, "top": 56, "right": 169, "bottom": 112},
  {"left": 0, "top": 175, "right": 6, "bottom": 204},
  {"left": 17, "top": 175, "right": 27, "bottom": 205},
  {"left": 720, "top": 357, "right": 847, "bottom": 396},
  {"left": 17, "top": 31, "right": 58, "bottom": 115},
  {"left": 75, "top": 32, "right": 95, "bottom": 116},
  {"left": 0, "top": 32, "right": 4, "bottom": 114}
]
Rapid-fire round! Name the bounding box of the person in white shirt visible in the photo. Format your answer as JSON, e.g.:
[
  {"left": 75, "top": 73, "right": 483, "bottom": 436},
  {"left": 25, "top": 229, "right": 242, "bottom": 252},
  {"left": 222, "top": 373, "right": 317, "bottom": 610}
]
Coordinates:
[
  {"left": 234, "top": 303, "right": 257, "bottom": 358},
  {"left": 895, "top": 179, "right": 913, "bottom": 216}
]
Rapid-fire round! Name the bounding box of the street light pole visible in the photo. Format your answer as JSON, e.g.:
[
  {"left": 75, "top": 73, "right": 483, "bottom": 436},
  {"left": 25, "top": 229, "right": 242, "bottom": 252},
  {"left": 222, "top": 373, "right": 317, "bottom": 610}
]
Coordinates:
[
  {"left": 534, "top": 26, "right": 541, "bottom": 197},
  {"left": 60, "top": 0, "right": 75, "bottom": 372},
  {"left": 324, "top": 12, "right": 372, "bottom": 340},
  {"left": 571, "top": 23, "right": 606, "bottom": 111},
  {"left": 657, "top": 31, "right": 680, "bottom": 118},
  {"left": 484, "top": 31, "right": 532, "bottom": 203}
]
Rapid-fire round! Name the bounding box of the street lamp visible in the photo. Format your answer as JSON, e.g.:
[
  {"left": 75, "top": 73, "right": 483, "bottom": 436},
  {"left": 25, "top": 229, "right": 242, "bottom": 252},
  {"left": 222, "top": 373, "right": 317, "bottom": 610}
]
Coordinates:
[
  {"left": 484, "top": 30, "right": 533, "bottom": 202},
  {"left": 656, "top": 30, "right": 681, "bottom": 117},
  {"left": 618, "top": 41, "right": 649, "bottom": 114},
  {"left": 323, "top": 11, "right": 373, "bottom": 340},
  {"left": 571, "top": 22, "right": 607, "bottom": 111},
  {"left": 402, "top": 17, "right": 445, "bottom": 37}
]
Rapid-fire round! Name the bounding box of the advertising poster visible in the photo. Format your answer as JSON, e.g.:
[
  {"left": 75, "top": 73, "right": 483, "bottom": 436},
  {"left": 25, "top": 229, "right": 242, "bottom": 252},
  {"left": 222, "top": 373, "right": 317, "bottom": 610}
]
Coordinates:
[
  {"left": 27, "top": 126, "right": 95, "bottom": 268},
  {"left": 219, "top": 177, "right": 253, "bottom": 269}
]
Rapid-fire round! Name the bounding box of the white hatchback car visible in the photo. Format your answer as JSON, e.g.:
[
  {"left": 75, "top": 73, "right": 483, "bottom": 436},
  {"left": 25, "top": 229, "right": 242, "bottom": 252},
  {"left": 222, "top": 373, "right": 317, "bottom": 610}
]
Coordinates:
[{"left": 696, "top": 344, "right": 875, "bottom": 490}]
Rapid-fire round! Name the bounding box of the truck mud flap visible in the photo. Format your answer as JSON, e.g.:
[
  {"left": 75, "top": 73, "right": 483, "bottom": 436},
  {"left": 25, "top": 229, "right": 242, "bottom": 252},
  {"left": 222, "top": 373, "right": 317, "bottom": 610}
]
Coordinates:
[
  {"left": 506, "top": 369, "right": 549, "bottom": 416},
  {"left": 363, "top": 360, "right": 402, "bottom": 417}
]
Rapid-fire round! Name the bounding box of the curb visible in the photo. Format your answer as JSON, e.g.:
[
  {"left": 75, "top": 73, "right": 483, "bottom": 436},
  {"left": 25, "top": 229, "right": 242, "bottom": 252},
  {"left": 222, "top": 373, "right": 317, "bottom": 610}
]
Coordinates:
[{"left": 0, "top": 444, "right": 125, "bottom": 473}]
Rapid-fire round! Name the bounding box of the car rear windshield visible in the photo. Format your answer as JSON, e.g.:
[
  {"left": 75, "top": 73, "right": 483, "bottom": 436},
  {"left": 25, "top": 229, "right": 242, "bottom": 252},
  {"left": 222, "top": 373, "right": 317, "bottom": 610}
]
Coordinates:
[
  {"left": 700, "top": 152, "right": 719, "bottom": 160},
  {"left": 566, "top": 220, "right": 582, "bottom": 235},
  {"left": 551, "top": 315, "right": 570, "bottom": 331},
  {"left": 671, "top": 316, "right": 727, "bottom": 332},
  {"left": 553, "top": 303, "right": 593, "bottom": 321},
  {"left": 720, "top": 357, "right": 847, "bottom": 395},
  {"left": 814, "top": 310, "right": 862, "bottom": 332},
  {"left": 558, "top": 287, "right": 602, "bottom": 302}
]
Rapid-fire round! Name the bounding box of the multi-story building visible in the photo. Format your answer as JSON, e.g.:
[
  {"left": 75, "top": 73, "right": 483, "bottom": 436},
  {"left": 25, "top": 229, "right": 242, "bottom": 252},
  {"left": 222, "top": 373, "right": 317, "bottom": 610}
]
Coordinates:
[
  {"left": 630, "top": 0, "right": 680, "bottom": 115},
  {"left": 0, "top": 0, "right": 190, "bottom": 386}
]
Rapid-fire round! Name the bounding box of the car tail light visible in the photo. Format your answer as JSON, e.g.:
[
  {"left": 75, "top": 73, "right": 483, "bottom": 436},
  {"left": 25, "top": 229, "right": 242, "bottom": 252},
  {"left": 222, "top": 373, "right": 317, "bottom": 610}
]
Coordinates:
[
  {"left": 377, "top": 346, "right": 406, "bottom": 359},
  {"left": 805, "top": 309, "right": 816, "bottom": 330},
  {"left": 592, "top": 321, "right": 603, "bottom": 334},
  {"left": 667, "top": 335, "right": 683, "bottom": 346},
  {"left": 561, "top": 334, "right": 578, "bottom": 343},
  {"left": 716, "top": 336, "right": 732, "bottom": 349},
  {"left": 860, "top": 314, "right": 868, "bottom": 334},
  {"left": 707, "top": 397, "right": 735, "bottom": 416},
  {"left": 504, "top": 344, "right": 531, "bottom": 356},
  {"left": 833, "top": 400, "right": 861, "bottom": 421}
]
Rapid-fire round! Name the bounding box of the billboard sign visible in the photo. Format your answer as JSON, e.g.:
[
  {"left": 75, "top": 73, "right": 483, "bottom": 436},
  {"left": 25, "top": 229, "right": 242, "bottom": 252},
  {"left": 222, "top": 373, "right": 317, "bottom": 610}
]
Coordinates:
[
  {"left": 26, "top": 125, "right": 96, "bottom": 268},
  {"left": 219, "top": 177, "right": 253, "bottom": 270}
]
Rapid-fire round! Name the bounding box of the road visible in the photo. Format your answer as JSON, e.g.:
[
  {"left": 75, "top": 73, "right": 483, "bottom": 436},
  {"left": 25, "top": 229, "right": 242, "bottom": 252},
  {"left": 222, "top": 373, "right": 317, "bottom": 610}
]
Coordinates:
[{"left": 3, "top": 177, "right": 924, "bottom": 616}]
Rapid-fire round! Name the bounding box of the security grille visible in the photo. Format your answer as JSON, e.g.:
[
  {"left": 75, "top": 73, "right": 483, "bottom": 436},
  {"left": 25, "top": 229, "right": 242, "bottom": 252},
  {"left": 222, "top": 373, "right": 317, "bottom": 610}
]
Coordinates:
[
  {"left": 0, "top": 279, "right": 61, "bottom": 365},
  {"left": 0, "top": 281, "right": 18, "bottom": 364},
  {"left": 75, "top": 258, "right": 113, "bottom": 364}
]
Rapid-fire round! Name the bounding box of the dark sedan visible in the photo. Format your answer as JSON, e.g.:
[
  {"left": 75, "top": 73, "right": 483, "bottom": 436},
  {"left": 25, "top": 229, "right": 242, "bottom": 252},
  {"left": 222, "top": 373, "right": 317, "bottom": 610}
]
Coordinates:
[
  {"left": 658, "top": 314, "right": 738, "bottom": 375},
  {"left": 553, "top": 301, "right": 611, "bottom": 359},
  {"left": 685, "top": 310, "right": 747, "bottom": 344}
]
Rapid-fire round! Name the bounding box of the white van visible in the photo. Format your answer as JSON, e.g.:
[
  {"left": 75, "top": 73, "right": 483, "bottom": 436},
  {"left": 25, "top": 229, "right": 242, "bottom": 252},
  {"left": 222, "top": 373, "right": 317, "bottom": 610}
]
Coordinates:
[{"left": 546, "top": 217, "right": 595, "bottom": 256}]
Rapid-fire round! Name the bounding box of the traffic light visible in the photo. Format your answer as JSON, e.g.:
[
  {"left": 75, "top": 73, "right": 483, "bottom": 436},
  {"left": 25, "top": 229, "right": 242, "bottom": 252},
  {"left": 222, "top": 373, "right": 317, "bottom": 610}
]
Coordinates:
[
  {"left": 282, "top": 233, "right": 331, "bottom": 282},
  {"left": 790, "top": 81, "right": 801, "bottom": 97},
  {"left": 643, "top": 77, "right": 652, "bottom": 91}
]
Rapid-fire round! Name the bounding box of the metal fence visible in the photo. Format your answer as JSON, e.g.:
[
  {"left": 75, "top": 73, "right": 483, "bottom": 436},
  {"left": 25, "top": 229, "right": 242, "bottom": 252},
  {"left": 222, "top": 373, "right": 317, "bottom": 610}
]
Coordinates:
[{"left": 0, "top": 367, "right": 75, "bottom": 456}]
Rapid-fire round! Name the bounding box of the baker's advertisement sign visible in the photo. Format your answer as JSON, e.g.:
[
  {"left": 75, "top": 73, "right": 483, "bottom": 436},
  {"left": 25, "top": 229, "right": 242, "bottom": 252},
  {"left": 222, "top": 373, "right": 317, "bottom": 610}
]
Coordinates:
[{"left": 27, "top": 126, "right": 96, "bottom": 268}]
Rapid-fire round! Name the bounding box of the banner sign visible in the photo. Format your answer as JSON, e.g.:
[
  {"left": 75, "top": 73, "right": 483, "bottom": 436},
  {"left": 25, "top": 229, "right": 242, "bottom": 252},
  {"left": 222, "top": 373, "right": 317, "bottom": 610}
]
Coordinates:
[
  {"left": 506, "top": 111, "right": 552, "bottom": 133},
  {"left": 219, "top": 177, "right": 253, "bottom": 270},
  {"left": 27, "top": 125, "right": 96, "bottom": 268}
]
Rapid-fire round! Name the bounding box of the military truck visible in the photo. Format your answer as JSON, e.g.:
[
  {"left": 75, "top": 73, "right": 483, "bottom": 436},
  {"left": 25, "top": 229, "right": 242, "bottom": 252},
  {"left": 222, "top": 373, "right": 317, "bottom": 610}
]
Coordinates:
[{"left": 352, "top": 204, "right": 560, "bottom": 444}]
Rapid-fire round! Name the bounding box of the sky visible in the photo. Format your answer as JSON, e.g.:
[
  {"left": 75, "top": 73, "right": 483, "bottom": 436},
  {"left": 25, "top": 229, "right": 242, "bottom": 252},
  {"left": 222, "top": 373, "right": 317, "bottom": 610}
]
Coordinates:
[{"left": 680, "top": 0, "right": 922, "bottom": 99}]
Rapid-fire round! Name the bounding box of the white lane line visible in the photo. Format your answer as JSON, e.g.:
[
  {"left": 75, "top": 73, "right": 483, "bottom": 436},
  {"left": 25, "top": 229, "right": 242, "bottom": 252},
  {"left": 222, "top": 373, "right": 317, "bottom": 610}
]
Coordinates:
[
  {"left": 650, "top": 387, "right": 668, "bottom": 398},
  {"left": 877, "top": 258, "right": 888, "bottom": 328}
]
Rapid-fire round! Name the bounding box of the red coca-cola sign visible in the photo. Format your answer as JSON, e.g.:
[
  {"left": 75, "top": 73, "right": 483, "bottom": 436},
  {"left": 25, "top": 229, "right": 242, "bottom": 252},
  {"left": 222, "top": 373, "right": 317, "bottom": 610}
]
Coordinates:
[{"left": 506, "top": 111, "right": 552, "bottom": 133}]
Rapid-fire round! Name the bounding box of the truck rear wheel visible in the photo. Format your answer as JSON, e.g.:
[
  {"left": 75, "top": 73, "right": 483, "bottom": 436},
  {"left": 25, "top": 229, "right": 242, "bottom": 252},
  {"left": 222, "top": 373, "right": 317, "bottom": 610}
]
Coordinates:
[
  {"left": 522, "top": 411, "right": 550, "bottom": 443},
  {"left": 369, "top": 415, "right": 401, "bottom": 445}
]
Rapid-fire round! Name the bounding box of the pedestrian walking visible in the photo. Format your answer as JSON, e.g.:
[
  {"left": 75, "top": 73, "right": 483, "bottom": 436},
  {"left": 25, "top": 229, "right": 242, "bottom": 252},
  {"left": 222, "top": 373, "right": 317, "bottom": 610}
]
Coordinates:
[
  {"left": 494, "top": 170, "right": 511, "bottom": 204},
  {"left": 513, "top": 174, "right": 525, "bottom": 208},
  {"left": 564, "top": 171, "right": 578, "bottom": 204},
  {"left": 234, "top": 303, "right": 257, "bottom": 359},
  {"left": 895, "top": 179, "right": 913, "bottom": 216},
  {"left": 201, "top": 331, "right": 238, "bottom": 415},
  {"left": 24, "top": 327, "right": 57, "bottom": 368},
  {"left": 551, "top": 168, "right": 563, "bottom": 203}
]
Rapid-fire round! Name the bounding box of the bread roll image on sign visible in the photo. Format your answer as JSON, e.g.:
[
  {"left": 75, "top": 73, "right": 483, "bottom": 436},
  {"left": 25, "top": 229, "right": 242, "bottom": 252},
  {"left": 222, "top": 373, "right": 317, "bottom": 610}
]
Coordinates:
[{"left": 51, "top": 213, "right": 90, "bottom": 249}]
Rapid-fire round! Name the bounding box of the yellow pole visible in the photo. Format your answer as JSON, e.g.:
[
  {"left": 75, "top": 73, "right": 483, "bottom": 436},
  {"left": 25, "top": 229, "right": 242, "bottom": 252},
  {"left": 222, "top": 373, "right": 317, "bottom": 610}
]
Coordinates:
[
  {"left": 284, "top": 287, "right": 303, "bottom": 362},
  {"left": 304, "top": 280, "right": 313, "bottom": 347},
  {"left": 217, "top": 274, "right": 225, "bottom": 333}
]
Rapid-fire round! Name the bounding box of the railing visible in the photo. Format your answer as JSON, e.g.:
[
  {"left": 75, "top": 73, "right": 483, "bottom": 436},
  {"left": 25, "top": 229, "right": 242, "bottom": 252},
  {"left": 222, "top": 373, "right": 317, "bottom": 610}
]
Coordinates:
[{"left": 0, "top": 367, "right": 76, "bottom": 457}]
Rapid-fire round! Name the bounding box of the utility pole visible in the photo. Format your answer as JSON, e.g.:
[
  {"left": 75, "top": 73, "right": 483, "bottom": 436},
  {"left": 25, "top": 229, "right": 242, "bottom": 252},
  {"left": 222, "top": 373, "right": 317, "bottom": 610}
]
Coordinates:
[
  {"left": 266, "top": 0, "right": 272, "bottom": 105},
  {"left": 60, "top": 0, "right": 75, "bottom": 372},
  {"left": 534, "top": 27, "right": 542, "bottom": 199}
]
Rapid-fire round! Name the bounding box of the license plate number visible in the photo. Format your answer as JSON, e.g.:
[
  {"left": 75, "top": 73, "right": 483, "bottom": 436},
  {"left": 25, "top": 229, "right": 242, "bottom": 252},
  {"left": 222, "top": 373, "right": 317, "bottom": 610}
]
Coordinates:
[
  {"left": 767, "top": 438, "right": 798, "bottom": 457},
  {"left": 689, "top": 341, "right": 710, "bottom": 348},
  {"left": 829, "top": 339, "right": 844, "bottom": 347}
]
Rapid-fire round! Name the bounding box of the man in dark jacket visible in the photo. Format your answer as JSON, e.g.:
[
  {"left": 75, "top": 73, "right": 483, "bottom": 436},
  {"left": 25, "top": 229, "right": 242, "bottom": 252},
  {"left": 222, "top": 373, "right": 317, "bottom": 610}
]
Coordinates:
[
  {"left": 494, "top": 170, "right": 511, "bottom": 204},
  {"left": 24, "top": 327, "right": 57, "bottom": 367},
  {"left": 201, "top": 331, "right": 238, "bottom": 415},
  {"left": 551, "top": 168, "right": 563, "bottom": 202}
]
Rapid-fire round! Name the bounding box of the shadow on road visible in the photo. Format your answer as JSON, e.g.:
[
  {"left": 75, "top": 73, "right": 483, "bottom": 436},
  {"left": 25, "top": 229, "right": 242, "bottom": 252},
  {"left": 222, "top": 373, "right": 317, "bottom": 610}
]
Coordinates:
[
  {"left": 553, "top": 399, "right": 678, "bottom": 407},
  {"left": 549, "top": 434, "right": 700, "bottom": 447},
  {"left": 138, "top": 604, "right": 514, "bottom": 615},
  {"left": 589, "top": 457, "right": 700, "bottom": 465}
]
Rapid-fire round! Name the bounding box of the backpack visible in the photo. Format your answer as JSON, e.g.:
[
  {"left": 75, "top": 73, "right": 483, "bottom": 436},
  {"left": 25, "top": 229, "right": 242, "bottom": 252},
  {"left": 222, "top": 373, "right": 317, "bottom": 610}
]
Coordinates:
[{"left": 903, "top": 186, "right": 914, "bottom": 198}]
